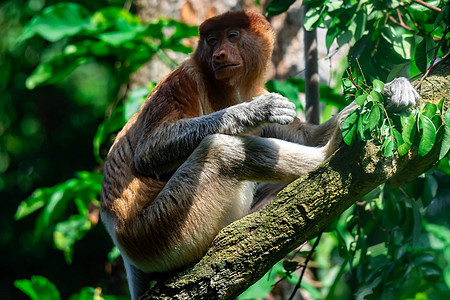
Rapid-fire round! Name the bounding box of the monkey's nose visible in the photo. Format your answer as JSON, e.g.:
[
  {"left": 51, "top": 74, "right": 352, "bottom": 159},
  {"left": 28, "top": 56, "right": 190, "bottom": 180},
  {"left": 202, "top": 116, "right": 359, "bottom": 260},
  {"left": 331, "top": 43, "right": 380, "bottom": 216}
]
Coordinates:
[{"left": 214, "top": 50, "right": 227, "bottom": 62}]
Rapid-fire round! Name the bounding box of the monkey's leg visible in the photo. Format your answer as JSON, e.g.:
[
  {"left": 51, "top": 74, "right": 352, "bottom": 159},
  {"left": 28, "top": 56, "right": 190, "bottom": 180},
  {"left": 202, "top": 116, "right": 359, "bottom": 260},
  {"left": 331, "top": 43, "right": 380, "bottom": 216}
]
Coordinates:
[
  {"left": 123, "top": 259, "right": 150, "bottom": 300},
  {"left": 189, "top": 133, "right": 330, "bottom": 183},
  {"left": 148, "top": 134, "right": 329, "bottom": 261},
  {"left": 129, "top": 133, "right": 334, "bottom": 292}
]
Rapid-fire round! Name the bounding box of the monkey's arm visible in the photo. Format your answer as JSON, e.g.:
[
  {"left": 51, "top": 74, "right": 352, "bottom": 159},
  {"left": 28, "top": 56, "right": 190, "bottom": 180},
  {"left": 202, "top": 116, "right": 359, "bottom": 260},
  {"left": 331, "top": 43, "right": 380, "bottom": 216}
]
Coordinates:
[{"left": 134, "top": 93, "right": 296, "bottom": 178}]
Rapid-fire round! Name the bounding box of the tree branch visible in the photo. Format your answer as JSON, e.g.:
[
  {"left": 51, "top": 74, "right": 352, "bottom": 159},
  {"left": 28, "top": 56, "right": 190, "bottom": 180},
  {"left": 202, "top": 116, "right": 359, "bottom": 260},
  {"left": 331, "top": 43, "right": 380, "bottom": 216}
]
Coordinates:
[
  {"left": 141, "top": 56, "right": 449, "bottom": 300},
  {"left": 412, "top": 0, "right": 441, "bottom": 12}
]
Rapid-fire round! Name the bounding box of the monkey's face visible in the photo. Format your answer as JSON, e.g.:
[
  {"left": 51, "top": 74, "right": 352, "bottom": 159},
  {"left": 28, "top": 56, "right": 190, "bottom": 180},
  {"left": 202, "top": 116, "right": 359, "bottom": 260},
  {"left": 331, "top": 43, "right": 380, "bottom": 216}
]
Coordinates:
[
  {"left": 195, "top": 10, "right": 275, "bottom": 87},
  {"left": 206, "top": 28, "right": 244, "bottom": 81}
]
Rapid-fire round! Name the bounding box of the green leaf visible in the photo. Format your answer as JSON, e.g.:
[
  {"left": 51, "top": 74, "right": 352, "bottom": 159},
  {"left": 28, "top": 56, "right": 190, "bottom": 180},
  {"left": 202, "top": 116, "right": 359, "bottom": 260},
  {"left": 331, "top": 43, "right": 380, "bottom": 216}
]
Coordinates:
[
  {"left": 382, "top": 136, "right": 395, "bottom": 157},
  {"left": 415, "top": 37, "right": 427, "bottom": 73},
  {"left": 398, "top": 141, "right": 411, "bottom": 157},
  {"left": 165, "top": 19, "right": 198, "bottom": 41},
  {"left": 124, "top": 87, "right": 149, "bottom": 119},
  {"left": 401, "top": 113, "right": 417, "bottom": 145},
  {"left": 238, "top": 261, "right": 284, "bottom": 299},
  {"left": 304, "top": 6, "right": 326, "bottom": 31},
  {"left": 393, "top": 128, "right": 403, "bottom": 146},
  {"left": 19, "top": 3, "right": 95, "bottom": 43},
  {"left": 373, "top": 80, "right": 385, "bottom": 93},
  {"left": 92, "top": 6, "right": 142, "bottom": 30},
  {"left": 422, "top": 175, "right": 438, "bottom": 207},
  {"left": 355, "top": 94, "right": 367, "bottom": 105},
  {"left": 108, "top": 246, "right": 121, "bottom": 262},
  {"left": 369, "top": 90, "right": 383, "bottom": 103},
  {"left": 382, "top": 194, "right": 400, "bottom": 230},
  {"left": 387, "top": 63, "right": 409, "bottom": 82},
  {"left": 326, "top": 20, "right": 339, "bottom": 50},
  {"left": 337, "top": 30, "right": 353, "bottom": 47},
  {"left": 283, "top": 259, "right": 299, "bottom": 272},
  {"left": 95, "top": 9, "right": 146, "bottom": 46},
  {"left": 418, "top": 262, "right": 443, "bottom": 282},
  {"left": 14, "top": 276, "right": 61, "bottom": 300},
  {"left": 265, "top": 0, "right": 296, "bottom": 16},
  {"left": 342, "top": 109, "right": 359, "bottom": 146},
  {"left": 93, "top": 107, "right": 126, "bottom": 162},
  {"left": 409, "top": 197, "right": 422, "bottom": 246},
  {"left": 335, "top": 229, "right": 352, "bottom": 260},
  {"left": 68, "top": 287, "right": 112, "bottom": 300},
  {"left": 397, "top": 113, "right": 416, "bottom": 156},
  {"left": 402, "top": 204, "right": 414, "bottom": 238},
  {"left": 352, "top": 9, "right": 367, "bottom": 43},
  {"left": 319, "top": 85, "right": 347, "bottom": 109},
  {"left": 15, "top": 171, "right": 102, "bottom": 248},
  {"left": 357, "top": 111, "right": 366, "bottom": 140},
  {"left": 438, "top": 97, "right": 445, "bottom": 113},
  {"left": 93, "top": 87, "right": 148, "bottom": 162},
  {"left": 15, "top": 189, "right": 49, "bottom": 220},
  {"left": 425, "top": 222, "right": 450, "bottom": 250},
  {"left": 381, "top": 26, "right": 414, "bottom": 59},
  {"left": 26, "top": 54, "right": 88, "bottom": 90},
  {"left": 434, "top": 6, "right": 448, "bottom": 27},
  {"left": 99, "top": 29, "right": 143, "bottom": 46},
  {"left": 418, "top": 115, "right": 437, "bottom": 156},
  {"left": 425, "top": 34, "right": 436, "bottom": 61},
  {"left": 422, "top": 102, "right": 438, "bottom": 119},
  {"left": 366, "top": 104, "right": 381, "bottom": 130},
  {"left": 440, "top": 107, "right": 450, "bottom": 160},
  {"left": 325, "top": 259, "right": 349, "bottom": 300},
  {"left": 54, "top": 214, "right": 92, "bottom": 263}
]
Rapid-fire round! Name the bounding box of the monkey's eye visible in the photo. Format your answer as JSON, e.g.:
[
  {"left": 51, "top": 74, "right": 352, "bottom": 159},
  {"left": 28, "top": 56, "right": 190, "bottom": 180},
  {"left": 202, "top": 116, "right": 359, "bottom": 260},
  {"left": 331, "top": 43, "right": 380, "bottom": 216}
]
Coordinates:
[
  {"left": 227, "top": 30, "right": 239, "bottom": 41},
  {"left": 207, "top": 35, "right": 219, "bottom": 46}
]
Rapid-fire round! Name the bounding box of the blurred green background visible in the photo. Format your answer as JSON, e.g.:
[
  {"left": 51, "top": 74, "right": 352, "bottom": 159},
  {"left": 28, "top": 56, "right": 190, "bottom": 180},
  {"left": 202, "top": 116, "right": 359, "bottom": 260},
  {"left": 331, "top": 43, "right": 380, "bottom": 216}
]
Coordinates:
[{"left": 1, "top": 0, "right": 449, "bottom": 299}]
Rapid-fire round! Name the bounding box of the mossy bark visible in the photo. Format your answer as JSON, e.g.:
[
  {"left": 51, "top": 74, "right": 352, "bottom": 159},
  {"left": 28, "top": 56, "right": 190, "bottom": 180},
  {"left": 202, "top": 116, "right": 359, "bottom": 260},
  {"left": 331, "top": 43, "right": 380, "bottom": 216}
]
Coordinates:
[{"left": 141, "top": 57, "right": 449, "bottom": 300}]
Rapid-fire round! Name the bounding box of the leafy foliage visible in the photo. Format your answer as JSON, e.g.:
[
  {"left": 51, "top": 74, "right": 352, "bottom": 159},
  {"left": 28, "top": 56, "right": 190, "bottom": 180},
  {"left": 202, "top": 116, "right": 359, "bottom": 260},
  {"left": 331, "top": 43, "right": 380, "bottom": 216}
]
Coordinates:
[
  {"left": 14, "top": 276, "right": 61, "bottom": 300},
  {"left": 15, "top": 171, "right": 103, "bottom": 263},
  {"left": 341, "top": 77, "right": 449, "bottom": 158},
  {"left": 300, "top": 0, "right": 450, "bottom": 81},
  {"left": 18, "top": 2, "right": 197, "bottom": 90},
  {"left": 14, "top": 275, "right": 128, "bottom": 300},
  {"left": 93, "top": 86, "right": 152, "bottom": 162}
]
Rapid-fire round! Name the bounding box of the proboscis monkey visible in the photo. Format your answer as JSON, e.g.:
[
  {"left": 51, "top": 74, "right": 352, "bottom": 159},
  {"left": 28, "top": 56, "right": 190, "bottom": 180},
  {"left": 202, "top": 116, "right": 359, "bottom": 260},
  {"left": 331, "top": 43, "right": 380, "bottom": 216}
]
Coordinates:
[{"left": 100, "top": 10, "right": 419, "bottom": 299}]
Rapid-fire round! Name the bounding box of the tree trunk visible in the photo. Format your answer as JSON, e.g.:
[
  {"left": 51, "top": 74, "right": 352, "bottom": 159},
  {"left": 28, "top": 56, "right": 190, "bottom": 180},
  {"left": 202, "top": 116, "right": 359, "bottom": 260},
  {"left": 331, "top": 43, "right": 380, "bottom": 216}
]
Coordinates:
[{"left": 140, "top": 56, "right": 449, "bottom": 300}]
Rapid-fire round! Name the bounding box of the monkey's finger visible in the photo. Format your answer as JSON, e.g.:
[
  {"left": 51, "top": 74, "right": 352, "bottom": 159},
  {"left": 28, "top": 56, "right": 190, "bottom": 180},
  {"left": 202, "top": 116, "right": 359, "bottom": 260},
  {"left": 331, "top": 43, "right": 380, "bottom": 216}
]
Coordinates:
[
  {"left": 268, "top": 115, "right": 295, "bottom": 125},
  {"left": 270, "top": 99, "right": 296, "bottom": 111}
]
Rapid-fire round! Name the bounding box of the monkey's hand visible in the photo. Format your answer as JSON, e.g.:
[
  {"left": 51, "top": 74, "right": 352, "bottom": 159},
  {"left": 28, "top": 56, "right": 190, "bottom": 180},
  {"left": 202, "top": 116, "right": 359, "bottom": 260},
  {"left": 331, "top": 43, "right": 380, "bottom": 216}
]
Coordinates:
[
  {"left": 382, "top": 77, "right": 419, "bottom": 112},
  {"left": 248, "top": 93, "right": 297, "bottom": 126}
]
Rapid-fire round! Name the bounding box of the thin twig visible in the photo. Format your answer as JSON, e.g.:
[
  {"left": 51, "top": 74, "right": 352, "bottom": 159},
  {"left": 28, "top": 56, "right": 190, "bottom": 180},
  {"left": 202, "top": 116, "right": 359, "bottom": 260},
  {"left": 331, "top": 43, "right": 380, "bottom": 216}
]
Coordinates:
[
  {"left": 409, "top": 51, "right": 450, "bottom": 81},
  {"left": 415, "top": 25, "right": 450, "bottom": 89},
  {"left": 355, "top": 59, "right": 370, "bottom": 89},
  {"left": 396, "top": 7, "right": 410, "bottom": 30},
  {"left": 412, "top": 0, "right": 441, "bottom": 12},
  {"left": 387, "top": 15, "right": 415, "bottom": 33},
  {"left": 288, "top": 232, "right": 323, "bottom": 300},
  {"left": 346, "top": 69, "right": 362, "bottom": 90},
  {"left": 403, "top": 7, "right": 419, "bottom": 30}
]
